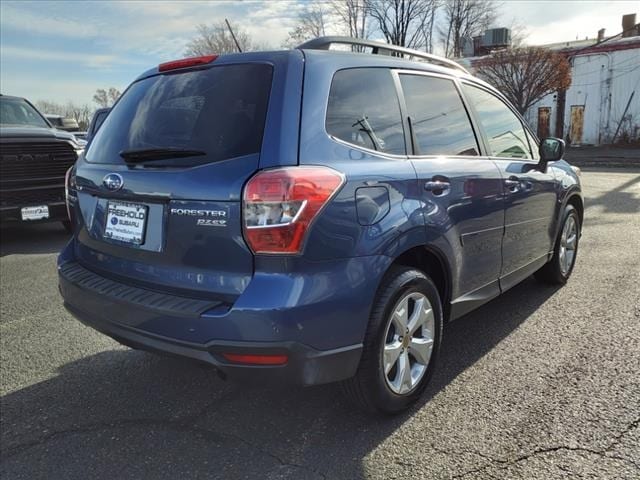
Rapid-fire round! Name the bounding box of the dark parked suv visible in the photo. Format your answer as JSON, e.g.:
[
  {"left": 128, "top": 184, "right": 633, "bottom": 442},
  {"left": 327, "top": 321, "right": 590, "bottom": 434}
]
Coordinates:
[
  {"left": 58, "top": 38, "right": 582, "bottom": 413},
  {"left": 1, "top": 95, "right": 84, "bottom": 229}
]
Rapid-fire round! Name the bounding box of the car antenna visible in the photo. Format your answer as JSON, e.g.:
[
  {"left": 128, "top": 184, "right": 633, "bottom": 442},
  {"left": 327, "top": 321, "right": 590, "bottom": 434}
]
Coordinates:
[{"left": 225, "top": 18, "right": 243, "bottom": 53}]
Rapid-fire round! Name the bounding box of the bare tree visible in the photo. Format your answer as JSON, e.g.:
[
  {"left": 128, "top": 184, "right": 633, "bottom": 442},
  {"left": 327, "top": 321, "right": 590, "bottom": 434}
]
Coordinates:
[
  {"left": 185, "top": 22, "right": 254, "bottom": 55},
  {"left": 420, "top": 0, "right": 440, "bottom": 53},
  {"left": 93, "top": 88, "right": 121, "bottom": 108},
  {"left": 283, "top": 1, "right": 328, "bottom": 47},
  {"left": 440, "top": 0, "right": 497, "bottom": 58},
  {"left": 475, "top": 47, "right": 572, "bottom": 114},
  {"left": 35, "top": 100, "right": 62, "bottom": 116},
  {"left": 64, "top": 102, "right": 93, "bottom": 129},
  {"left": 93, "top": 90, "right": 108, "bottom": 108},
  {"left": 332, "top": 0, "right": 370, "bottom": 39},
  {"left": 508, "top": 19, "right": 529, "bottom": 48},
  {"left": 35, "top": 100, "right": 94, "bottom": 129},
  {"left": 366, "top": 0, "right": 439, "bottom": 49}
]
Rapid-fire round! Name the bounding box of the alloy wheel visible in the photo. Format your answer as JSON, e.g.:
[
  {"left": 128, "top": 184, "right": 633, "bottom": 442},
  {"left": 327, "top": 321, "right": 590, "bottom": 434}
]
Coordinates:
[
  {"left": 559, "top": 215, "right": 578, "bottom": 275},
  {"left": 382, "top": 292, "right": 435, "bottom": 395}
]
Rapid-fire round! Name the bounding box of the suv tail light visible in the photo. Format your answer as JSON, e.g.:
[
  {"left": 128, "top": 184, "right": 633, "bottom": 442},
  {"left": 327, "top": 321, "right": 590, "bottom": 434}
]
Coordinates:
[
  {"left": 243, "top": 166, "right": 344, "bottom": 254},
  {"left": 64, "top": 166, "right": 76, "bottom": 222}
]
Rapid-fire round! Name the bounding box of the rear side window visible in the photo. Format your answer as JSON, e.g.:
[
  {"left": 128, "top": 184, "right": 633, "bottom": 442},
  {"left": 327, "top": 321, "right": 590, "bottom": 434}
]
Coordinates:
[
  {"left": 326, "top": 68, "right": 405, "bottom": 155},
  {"left": 399, "top": 74, "right": 479, "bottom": 156},
  {"left": 86, "top": 63, "right": 273, "bottom": 166},
  {"left": 91, "top": 110, "right": 109, "bottom": 135},
  {"left": 462, "top": 84, "right": 531, "bottom": 159}
]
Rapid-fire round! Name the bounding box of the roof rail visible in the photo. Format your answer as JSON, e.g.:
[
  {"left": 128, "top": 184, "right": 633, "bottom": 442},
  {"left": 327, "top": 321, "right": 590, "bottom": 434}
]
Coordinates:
[{"left": 297, "top": 36, "right": 469, "bottom": 74}]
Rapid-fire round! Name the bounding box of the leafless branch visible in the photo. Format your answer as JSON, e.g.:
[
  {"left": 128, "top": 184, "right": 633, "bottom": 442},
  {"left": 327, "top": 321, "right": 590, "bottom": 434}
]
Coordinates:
[{"left": 475, "top": 47, "right": 572, "bottom": 114}]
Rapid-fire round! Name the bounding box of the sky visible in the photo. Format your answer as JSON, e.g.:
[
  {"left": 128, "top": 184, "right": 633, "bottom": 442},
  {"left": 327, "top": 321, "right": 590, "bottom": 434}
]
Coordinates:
[{"left": 1, "top": 0, "right": 638, "bottom": 106}]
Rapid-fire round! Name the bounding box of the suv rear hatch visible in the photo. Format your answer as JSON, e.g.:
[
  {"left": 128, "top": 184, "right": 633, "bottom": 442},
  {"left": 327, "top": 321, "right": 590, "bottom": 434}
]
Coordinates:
[{"left": 72, "top": 52, "right": 303, "bottom": 303}]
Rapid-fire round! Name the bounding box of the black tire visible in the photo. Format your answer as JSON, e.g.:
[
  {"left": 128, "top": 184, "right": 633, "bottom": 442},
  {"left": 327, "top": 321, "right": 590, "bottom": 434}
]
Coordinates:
[
  {"left": 61, "top": 220, "right": 73, "bottom": 233},
  {"left": 534, "top": 204, "right": 580, "bottom": 285},
  {"left": 341, "top": 266, "right": 443, "bottom": 414}
]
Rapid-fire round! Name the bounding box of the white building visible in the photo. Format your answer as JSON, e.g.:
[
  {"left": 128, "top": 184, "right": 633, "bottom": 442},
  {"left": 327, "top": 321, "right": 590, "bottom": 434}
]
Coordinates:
[
  {"left": 462, "top": 16, "right": 640, "bottom": 146},
  {"left": 524, "top": 35, "right": 640, "bottom": 145}
]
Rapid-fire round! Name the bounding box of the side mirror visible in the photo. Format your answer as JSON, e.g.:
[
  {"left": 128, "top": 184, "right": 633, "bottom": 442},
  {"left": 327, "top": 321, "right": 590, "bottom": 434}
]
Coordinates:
[{"left": 539, "top": 137, "right": 565, "bottom": 162}]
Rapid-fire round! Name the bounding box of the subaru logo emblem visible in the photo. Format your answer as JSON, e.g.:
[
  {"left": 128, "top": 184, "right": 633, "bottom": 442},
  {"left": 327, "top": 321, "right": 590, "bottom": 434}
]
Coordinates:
[{"left": 103, "top": 173, "right": 123, "bottom": 191}]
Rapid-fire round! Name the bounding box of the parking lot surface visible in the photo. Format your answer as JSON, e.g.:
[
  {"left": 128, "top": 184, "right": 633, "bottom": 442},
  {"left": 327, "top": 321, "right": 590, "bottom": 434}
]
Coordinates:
[{"left": 1, "top": 169, "right": 639, "bottom": 479}]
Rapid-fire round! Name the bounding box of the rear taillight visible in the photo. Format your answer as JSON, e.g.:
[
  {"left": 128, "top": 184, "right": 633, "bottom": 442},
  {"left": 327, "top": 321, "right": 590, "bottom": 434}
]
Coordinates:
[
  {"left": 158, "top": 55, "right": 218, "bottom": 72},
  {"left": 243, "top": 166, "right": 344, "bottom": 254},
  {"left": 64, "top": 166, "right": 76, "bottom": 221}
]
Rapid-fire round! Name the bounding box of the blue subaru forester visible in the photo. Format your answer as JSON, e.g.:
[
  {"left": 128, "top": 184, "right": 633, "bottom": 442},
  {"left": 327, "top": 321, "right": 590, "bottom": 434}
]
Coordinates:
[{"left": 59, "top": 37, "right": 582, "bottom": 413}]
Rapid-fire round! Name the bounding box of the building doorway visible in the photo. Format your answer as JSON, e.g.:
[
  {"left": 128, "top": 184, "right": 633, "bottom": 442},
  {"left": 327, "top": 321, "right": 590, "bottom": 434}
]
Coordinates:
[
  {"left": 570, "top": 105, "right": 585, "bottom": 145},
  {"left": 537, "top": 107, "right": 551, "bottom": 139}
]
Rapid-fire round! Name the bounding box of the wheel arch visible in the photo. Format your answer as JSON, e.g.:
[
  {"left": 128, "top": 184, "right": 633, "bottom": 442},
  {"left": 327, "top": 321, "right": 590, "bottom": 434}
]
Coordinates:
[
  {"left": 389, "top": 245, "right": 452, "bottom": 321},
  {"left": 566, "top": 193, "right": 584, "bottom": 228}
]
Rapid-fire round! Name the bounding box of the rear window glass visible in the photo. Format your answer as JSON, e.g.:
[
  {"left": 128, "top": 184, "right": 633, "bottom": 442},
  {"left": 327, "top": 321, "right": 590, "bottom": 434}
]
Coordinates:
[
  {"left": 86, "top": 64, "right": 273, "bottom": 166},
  {"left": 326, "top": 68, "right": 406, "bottom": 155}
]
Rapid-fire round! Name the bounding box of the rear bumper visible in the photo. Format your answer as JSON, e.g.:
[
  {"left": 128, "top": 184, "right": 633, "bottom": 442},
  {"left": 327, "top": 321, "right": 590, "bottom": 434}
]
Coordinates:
[
  {"left": 64, "top": 300, "right": 361, "bottom": 385},
  {"left": 57, "top": 257, "right": 382, "bottom": 386}
]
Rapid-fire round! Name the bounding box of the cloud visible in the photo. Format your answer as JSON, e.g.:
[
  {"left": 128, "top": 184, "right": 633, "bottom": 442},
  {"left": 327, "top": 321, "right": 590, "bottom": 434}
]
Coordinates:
[
  {"left": 0, "top": 45, "right": 145, "bottom": 69},
  {"left": 497, "top": 1, "right": 639, "bottom": 46},
  {"left": 0, "top": 2, "right": 100, "bottom": 39}
]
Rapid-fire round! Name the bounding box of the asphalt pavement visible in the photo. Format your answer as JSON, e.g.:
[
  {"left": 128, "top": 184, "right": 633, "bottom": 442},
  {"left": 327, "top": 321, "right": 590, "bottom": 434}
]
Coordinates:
[{"left": 1, "top": 169, "right": 639, "bottom": 479}]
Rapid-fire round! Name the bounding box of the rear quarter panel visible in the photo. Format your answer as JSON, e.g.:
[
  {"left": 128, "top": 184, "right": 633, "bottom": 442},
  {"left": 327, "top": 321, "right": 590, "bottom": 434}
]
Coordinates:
[{"left": 297, "top": 51, "right": 460, "bottom": 293}]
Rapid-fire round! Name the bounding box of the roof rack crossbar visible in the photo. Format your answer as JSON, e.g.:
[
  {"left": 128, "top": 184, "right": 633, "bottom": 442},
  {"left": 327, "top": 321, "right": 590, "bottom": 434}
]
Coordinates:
[{"left": 297, "top": 36, "right": 469, "bottom": 74}]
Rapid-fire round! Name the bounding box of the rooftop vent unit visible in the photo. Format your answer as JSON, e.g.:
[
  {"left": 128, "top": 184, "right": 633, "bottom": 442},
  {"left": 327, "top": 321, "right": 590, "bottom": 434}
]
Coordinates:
[
  {"left": 621, "top": 13, "right": 639, "bottom": 37},
  {"left": 481, "top": 28, "right": 512, "bottom": 47}
]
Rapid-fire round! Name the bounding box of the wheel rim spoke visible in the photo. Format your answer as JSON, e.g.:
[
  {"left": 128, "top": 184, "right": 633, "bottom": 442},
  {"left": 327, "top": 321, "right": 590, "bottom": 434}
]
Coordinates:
[
  {"left": 407, "top": 296, "right": 432, "bottom": 335},
  {"left": 409, "top": 337, "right": 433, "bottom": 366},
  {"left": 393, "top": 297, "right": 409, "bottom": 330},
  {"left": 384, "top": 341, "right": 403, "bottom": 375},
  {"left": 396, "top": 351, "right": 412, "bottom": 393},
  {"left": 565, "top": 250, "right": 575, "bottom": 269}
]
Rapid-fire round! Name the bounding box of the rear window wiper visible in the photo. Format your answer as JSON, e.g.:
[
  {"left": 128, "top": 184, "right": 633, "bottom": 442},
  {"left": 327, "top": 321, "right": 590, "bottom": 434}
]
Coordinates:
[
  {"left": 352, "top": 116, "right": 384, "bottom": 151},
  {"left": 119, "top": 148, "right": 206, "bottom": 162}
]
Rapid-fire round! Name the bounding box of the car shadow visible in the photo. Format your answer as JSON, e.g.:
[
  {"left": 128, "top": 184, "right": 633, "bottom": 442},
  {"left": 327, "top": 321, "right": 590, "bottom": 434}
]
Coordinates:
[
  {"left": 584, "top": 172, "right": 640, "bottom": 215},
  {"left": 0, "top": 223, "right": 70, "bottom": 257},
  {"left": 0, "top": 278, "right": 560, "bottom": 479}
]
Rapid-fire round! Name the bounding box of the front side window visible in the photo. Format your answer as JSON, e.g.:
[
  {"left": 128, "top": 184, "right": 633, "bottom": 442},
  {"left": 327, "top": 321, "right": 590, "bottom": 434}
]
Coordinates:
[
  {"left": 326, "top": 68, "right": 405, "bottom": 155},
  {"left": 0, "top": 97, "right": 49, "bottom": 128},
  {"left": 462, "top": 84, "right": 531, "bottom": 159},
  {"left": 525, "top": 129, "right": 540, "bottom": 160},
  {"left": 399, "top": 74, "right": 479, "bottom": 156}
]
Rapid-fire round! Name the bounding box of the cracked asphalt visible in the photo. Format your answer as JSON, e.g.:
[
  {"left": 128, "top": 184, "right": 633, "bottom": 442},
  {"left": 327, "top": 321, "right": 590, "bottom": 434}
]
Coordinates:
[{"left": 1, "top": 169, "right": 639, "bottom": 479}]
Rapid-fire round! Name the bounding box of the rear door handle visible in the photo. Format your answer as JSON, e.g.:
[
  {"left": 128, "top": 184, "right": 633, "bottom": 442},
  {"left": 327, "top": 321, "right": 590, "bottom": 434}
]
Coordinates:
[{"left": 425, "top": 180, "right": 451, "bottom": 195}]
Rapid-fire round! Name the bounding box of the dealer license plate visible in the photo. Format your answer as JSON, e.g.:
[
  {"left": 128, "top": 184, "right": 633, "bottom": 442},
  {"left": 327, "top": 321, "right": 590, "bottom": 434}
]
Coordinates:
[
  {"left": 104, "top": 201, "right": 148, "bottom": 245},
  {"left": 21, "top": 205, "right": 49, "bottom": 221}
]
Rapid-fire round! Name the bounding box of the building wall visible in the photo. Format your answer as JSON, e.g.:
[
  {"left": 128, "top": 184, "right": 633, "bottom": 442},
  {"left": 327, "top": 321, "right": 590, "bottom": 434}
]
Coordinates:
[{"left": 524, "top": 43, "right": 640, "bottom": 145}]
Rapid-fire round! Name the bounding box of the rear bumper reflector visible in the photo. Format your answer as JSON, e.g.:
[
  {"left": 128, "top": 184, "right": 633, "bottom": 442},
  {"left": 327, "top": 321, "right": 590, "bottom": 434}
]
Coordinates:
[{"left": 222, "top": 353, "right": 288, "bottom": 365}]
